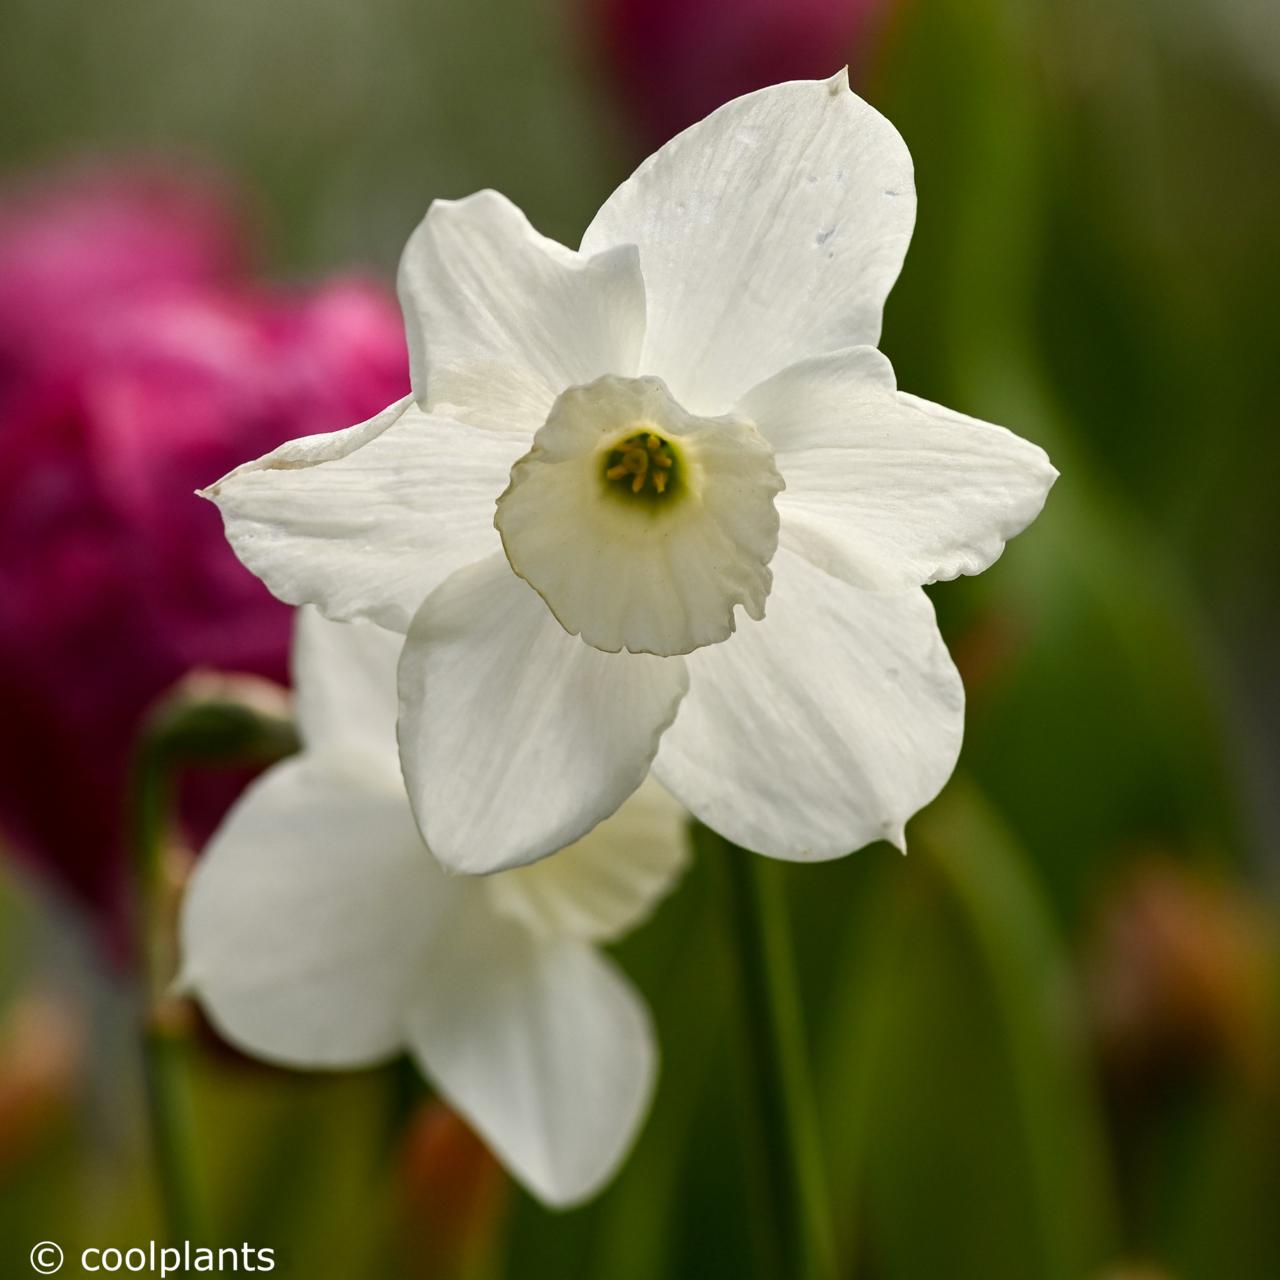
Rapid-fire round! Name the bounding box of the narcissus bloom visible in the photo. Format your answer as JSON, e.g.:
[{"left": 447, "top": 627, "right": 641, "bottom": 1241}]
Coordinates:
[
  {"left": 180, "top": 609, "right": 688, "bottom": 1207},
  {"left": 206, "top": 74, "right": 1056, "bottom": 874}
]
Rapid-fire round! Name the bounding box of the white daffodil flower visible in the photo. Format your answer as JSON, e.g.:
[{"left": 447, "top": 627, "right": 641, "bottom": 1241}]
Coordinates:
[
  {"left": 178, "top": 608, "right": 689, "bottom": 1208},
  {"left": 203, "top": 72, "right": 1057, "bottom": 874}
]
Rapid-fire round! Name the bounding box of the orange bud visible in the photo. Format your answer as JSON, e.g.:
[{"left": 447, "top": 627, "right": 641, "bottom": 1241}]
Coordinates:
[
  {"left": 1085, "top": 856, "right": 1276, "bottom": 1091},
  {"left": 397, "top": 1100, "right": 509, "bottom": 1279},
  {"left": 0, "top": 993, "right": 83, "bottom": 1176},
  {"left": 1094, "top": 1264, "right": 1175, "bottom": 1280}
]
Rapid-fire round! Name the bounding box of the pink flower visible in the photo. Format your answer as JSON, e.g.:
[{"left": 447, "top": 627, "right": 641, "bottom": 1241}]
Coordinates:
[
  {"left": 0, "top": 166, "right": 243, "bottom": 411},
  {"left": 0, "top": 166, "right": 408, "bottom": 931},
  {"left": 591, "top": 0, "right": 884, "bottom": 147}
]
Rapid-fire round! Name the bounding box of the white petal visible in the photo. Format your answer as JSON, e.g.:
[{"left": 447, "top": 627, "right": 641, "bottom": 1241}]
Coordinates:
[
  {"left": 397, "top": 554, "right": 689, "bottom": 874},
  {"left": 739, "top": 348, "right": 1059, "bottom": 590},
  {"left": 653, "top": 549, "right": 964, "bottom": 858},
  {"left": 495, "top": 374, "right": 782, "bottom": 656},
  {"left": 580, "top": 72, "right": 915, "bottom": 414},
  {"left": 405, "top": 903, "right": 655, "bottom": 1208},
  {"left": 202, "top": 397, "right": 523, "bottom": 631},
  {"left": 291, "top": 608, "right": 403, "bottom": 777},
  {"left": 399, "top": 190, "right": 647, "bottom": 433},
  {"left": 486, "top": 777, "right": 690, "bottom": 943},
  {"left": 179, "top": 758, "right": 448, "bottom": 1068}
]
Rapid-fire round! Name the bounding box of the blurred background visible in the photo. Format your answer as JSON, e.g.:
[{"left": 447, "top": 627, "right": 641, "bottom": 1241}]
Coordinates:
[{"left": 1, "top": 0, "right": 1277, "bottom": 1275}]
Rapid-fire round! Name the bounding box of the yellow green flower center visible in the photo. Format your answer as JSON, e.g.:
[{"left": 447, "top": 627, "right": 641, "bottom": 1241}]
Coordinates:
[{"left": 602, "top": 430, "right": 681, "bottom": 504}]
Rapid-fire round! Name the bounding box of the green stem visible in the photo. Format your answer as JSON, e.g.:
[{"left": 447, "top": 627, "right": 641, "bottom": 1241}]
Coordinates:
[
  {"left": 131, "top": 734, "right": 208, "bottom": 1243},
  {"left": 712, "top": 831, "right": 836, "bottom": 1280},
  {"left": 128, "top": 680, "right": 298, "bottom": 1243},
  {"left": 140, "top": 1013, "right": 207, "bottom": 1242},
  {"left": 915, "top": 782, "right": 1118, "bottom": 1276}
]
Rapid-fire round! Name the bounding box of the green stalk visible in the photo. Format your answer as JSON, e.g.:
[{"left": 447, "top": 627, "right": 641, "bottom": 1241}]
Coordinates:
[
  {"left": 140, "top": 1016, "right": 206, "bottom": 1241},
  {"left": 130, "top": 731, "right": 208, "bottom": 1244},
  {"left": 129, "top": 680, "right": 298, "bottom": 1243},
  {"left": 710, "top": 829, "right": 836, "bottom": 1280},
  {"left": 914, "top": 781, "right": 1118, "bottom": 1276}
]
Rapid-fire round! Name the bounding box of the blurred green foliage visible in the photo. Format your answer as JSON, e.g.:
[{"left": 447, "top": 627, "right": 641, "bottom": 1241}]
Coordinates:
[{"left": 2, "top": 0, "right": 1278, "bottom": 1276}]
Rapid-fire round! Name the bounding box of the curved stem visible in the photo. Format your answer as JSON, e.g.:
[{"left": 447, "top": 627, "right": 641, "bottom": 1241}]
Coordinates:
[
  {"left": 915, "top": 781, "right": 1118, "bottom": 1276},
  {"left": 711, "top": 829, "right": 837, "bottom": 1280},
  {"left": 131, "top": 734, "right": 208, "bottom": 1243},
  {"left": 140, "top": 1012, "right": 206, "bottom": 1241},
  {"left": 128, "top": 678, "right": 298, "bottom": 1242}
]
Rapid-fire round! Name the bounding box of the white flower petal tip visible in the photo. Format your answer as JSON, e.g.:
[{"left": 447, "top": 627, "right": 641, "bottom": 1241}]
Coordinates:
[
  {"left": 495, "top": 374, "right": 783, "bottom": 656},
  {"left": 654, "top": 549, "right": 964, "bottom": 861},
  {"left": 397, "top": 554, "right": 689, "bottom": 875},
  {"left": 827, "top": 67, "right": 851, "bottom": 91},
  {"left": 738, "top": 348, "right": 1059, "bottom": 592},
  {"left": 398, "top": 189, "right": 647, "bottom": 433},
  {"left": 405, "top": 936, "right": 657, "bottom": 1209},
  {"left": 581, "top": 74, "right": 915, "bottom": 412},
  {"left": 201, "top": 395, "right": 523, "bottom": 631}
]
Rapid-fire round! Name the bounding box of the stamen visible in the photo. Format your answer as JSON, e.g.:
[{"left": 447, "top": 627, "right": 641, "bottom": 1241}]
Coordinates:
[{"left": 602, "top": 429, "right": 680, "bottom": 503}]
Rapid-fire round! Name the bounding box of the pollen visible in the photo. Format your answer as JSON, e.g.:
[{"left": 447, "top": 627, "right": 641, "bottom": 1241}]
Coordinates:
[{"left": 602, "top": 431, "right": 680, "bottom": 502}]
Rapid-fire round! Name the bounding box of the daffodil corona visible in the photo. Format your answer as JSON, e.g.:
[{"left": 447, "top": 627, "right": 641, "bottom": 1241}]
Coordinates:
[
  {"left": 205, "top": 72, "right": 1057, "bottom": 872},
  {"left": 497, "top": 374, "right": 783, "bottom": 655}
]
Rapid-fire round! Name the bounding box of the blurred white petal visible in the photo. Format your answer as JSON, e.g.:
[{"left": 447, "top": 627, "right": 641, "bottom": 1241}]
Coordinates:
[
  {"left": 405, "top": 901, "right": 655, "bottom": 1208},
  {"left": 291, "top": 608, "right": 402, "bottom": 778},
  {"left": 180, "top": 758, "right": 446, "bottom": 1068},
  {"left": 487, "top": 777, "right": 690, "bottom": 943}
]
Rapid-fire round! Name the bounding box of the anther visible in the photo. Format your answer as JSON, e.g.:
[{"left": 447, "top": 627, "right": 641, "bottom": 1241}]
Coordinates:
[{"left": 602, "top": 430, "right": 679, "bottom": 501}]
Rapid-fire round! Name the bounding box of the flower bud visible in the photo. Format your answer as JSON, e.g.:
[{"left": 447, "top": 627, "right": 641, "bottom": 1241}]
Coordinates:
[
  {"left": 0, "top": 993, "right": 83, "bottom": 1176},
  {"left": 1085, "top": 857, "right": 1276, "bottom": 1092},
  {"left": 396, "top": 1100, "right": 509, "bottom": 1277}
]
